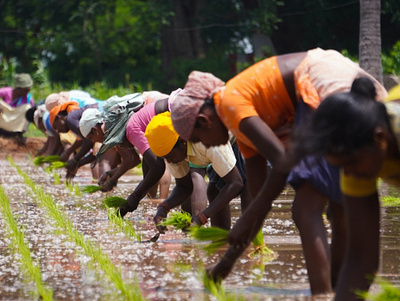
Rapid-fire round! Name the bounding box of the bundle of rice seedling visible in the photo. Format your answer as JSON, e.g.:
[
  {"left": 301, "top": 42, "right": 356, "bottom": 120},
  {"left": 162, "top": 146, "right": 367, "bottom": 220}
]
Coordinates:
[
  {"left": 33, "top": 155, "right": 62, "bottom": 166},
  {"left": 44, "top": 161, "right": 67, "bottom": 172},
  {"left": 81, "top": 185, "right": 103, "bottom": 193},
  {"left": 104, "top": 196, "right": 127, "bottom": 208},
  {"left": 33, "top": 156, "right": 46, "bottom": 166},
  {"left": 159, "top": 210, "right": 191, "bottom": 230},
  {"left": 248, "top": 229, "right": 275, "bottom": 261},
  {"left": 189, "top": 226, "right": 229, "bottom": 254}
]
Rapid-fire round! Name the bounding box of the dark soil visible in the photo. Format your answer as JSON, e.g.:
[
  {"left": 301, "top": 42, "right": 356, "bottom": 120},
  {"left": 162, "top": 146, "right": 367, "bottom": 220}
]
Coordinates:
[{"left": 0, "top": 136, "right": 46, "bottom": 160}]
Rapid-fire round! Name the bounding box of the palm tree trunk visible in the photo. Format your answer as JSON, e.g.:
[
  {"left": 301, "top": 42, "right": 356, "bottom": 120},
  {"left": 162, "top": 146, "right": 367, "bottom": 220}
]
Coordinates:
[{"left": 359, "top": 0, "right": 383, "bottom": 84}]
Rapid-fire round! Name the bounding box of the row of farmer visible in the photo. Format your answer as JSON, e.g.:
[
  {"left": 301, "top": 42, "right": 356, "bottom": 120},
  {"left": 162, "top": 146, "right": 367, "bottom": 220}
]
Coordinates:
[{"left": 21, "top": 48, "right": 400, "bottom": 301}]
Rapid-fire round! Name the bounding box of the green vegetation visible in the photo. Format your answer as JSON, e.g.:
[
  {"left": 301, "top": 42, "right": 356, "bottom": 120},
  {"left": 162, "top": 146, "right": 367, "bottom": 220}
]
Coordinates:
[
  {"left": 160, "top": 210, "right": 192, "bottom": 230},
  {"left": 107, "top": 208, "right": 141, "bottom": 242},
  {"left": 8, "top": 156, "right": 145, "bottom": 300},
  {"left": 81, "top": 185, "right": 103, "bottom": 194},
  {"left": 248, "top": 230, "right": 275, "bottom": 261},
  {"left": 359, "top": 278, "right": 400, "bottom": 300},
  {"left": 0, "top": 186, "right": 54, "bottom": 301},
  {"left": 189, "top": 226, "right": 229, "bottom": 255},
  {"left": 104, "top": 196, "right": 128, "bottom": 208}
]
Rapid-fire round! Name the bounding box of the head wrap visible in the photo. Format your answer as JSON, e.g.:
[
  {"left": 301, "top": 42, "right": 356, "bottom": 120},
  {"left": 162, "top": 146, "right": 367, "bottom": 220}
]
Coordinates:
[
  {"left": 386, "top": 84, "right": 400, "bottom": 102},
  {"left": 15, "top": 73, "right": 33, "bottom": 89},
  {"left": 95, "top": 109, "right": 133, "bottom": 163},
  {"left": 145, "top": 111, "right": 179, "bottom": 157},
  {"left": 45, "top": 92, "right": 71, "bottom": 111},
  {"left": 33, "top": 104, "right": 47, "bottom": 127},
  {"left": 49, "top": 101, "right": 79, "bottom": 126},
  {"left": 171, "top": 71, "right": 224, "bottom": 140},
  {"left": 79, "top": 108, "right": 104, "bottom": 138},
  {"left": 142, "top": 91, "right": 169, "bottom": 105}
]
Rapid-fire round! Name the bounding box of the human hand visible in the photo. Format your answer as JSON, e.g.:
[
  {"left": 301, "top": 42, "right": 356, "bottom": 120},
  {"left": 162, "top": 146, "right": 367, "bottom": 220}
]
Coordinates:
[
  {"left": 60, "top": 151, "right": 69, "bottom": 162},
  {"left": 98, "top": 172, "right": 108, "bottom": 186},
  {"left": 206, "top": 256, "right": 235, "bottom": 282},
  {"left": 153, "top": 206, "right": 168, "bottom": 234},
  {"left": 227, "top": 215, "right": 256, "bottom": 249},
  {"left": 66, "top": 158, "right": 79, "bottom": 171}
]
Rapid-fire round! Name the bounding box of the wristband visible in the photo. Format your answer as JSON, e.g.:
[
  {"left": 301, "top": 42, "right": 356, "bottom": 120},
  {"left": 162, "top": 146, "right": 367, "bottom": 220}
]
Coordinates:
[
  {"left": 198, "top": 212, "right": 208, "bottom": 225},
  {"left": 106, "top": 171, "right": 112, "bottom": 178},
  {"left": 72, "top": 157, "right": 79, "bottom": 164},
  {"left": 107, "top": 178, "right": 117, "bottom": 187}
]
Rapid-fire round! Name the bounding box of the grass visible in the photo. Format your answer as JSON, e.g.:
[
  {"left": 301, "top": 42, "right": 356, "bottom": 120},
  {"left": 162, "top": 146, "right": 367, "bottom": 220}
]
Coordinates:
[
  {"left": 0, "top": 185, "right": 54, "bottom": 301},
  {"left": 8, "top": 156, "right": 145, "bottom": 300}
]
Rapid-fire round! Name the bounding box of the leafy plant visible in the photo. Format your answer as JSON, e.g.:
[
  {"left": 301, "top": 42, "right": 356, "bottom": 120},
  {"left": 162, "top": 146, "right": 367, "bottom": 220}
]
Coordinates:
[
  {"left": 81, "top": 185, "right": 103, "bottom": 194},
  {"left": 104, "top": 196, "right": 127, "bottom": 208},
  {"left": 189, "top": 226, "right": 229, "bottom": 255},
  {"left": 0, "top": 185, "right": 54, "bottom": 301},
  {"left": 160, "top": 210, "right": 192, "bottom": 230}
]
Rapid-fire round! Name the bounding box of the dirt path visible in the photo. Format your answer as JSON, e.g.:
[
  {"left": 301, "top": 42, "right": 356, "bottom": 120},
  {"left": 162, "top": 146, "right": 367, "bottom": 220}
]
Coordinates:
[{"left": 0, "top": 136, "right": 45, "bottom": 160}]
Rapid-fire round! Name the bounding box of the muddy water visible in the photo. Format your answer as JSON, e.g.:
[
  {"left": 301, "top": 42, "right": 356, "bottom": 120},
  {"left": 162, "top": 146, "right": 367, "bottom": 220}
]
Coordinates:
[{"left": 0, "top": 158, "right": 399, "bottom": 300}]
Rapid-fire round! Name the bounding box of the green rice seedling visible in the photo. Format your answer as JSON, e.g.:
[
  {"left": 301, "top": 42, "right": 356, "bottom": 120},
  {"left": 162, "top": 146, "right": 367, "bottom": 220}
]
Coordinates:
[
  {"left": 381, "top": 196, "right": 400, "bottom": 207},
  {"left": 81, "top": 185, "right": 103, "bottom": 193},
  {"left": 107, "top": 208, "right": 141, "bottom": 241},
  {"left": 358, "top": 278, "right": 400, "bottom": 300},
  {"left": 52, "top": 172, "right": 61, "bottom": 185},
  {"left": 160, "top": 210, "right": 192, "bottom": 230},
  {"left": 104, "top": 196, "right": 127, "bottom": 208},
  {"left": 248, "top": 229, "right": 275, "bottom": 262},
  {"left": 0, "top": 186, "right": 54, "bottom": 301},
  {"left": 201, "top": 270, "right": 246, "bottom": 301},
  {"left": 44, "top": 161, "right": 67, "bottom": 172},
  {"left": 33, "top": 156, "right": 46, "bottom": 166},
  {"left": 8, "top": 157, "right": 145, "bottom": 300},
  {"left": 189, "top": 226, "right": 229, "bottom": 255},
  {"left": 43, "top": 155, "right": 62, "bottom": 163}
]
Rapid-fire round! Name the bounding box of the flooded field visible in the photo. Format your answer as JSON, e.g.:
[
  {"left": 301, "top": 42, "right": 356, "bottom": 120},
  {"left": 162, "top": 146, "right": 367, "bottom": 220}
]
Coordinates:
[{"left": 0, "top": 157, "right": 399, "bottom": 300}]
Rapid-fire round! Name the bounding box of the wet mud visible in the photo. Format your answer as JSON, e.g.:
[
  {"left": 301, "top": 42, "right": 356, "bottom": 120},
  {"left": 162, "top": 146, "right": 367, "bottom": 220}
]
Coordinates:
[{"left": 0, "top": 158, "right": 399, "bottom": 300}]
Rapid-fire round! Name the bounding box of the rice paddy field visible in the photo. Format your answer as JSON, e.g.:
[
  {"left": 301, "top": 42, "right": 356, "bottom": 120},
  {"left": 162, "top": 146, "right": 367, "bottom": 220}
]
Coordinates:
[{"left": 0, "top": 155, "right": 399, "bottom": 301}]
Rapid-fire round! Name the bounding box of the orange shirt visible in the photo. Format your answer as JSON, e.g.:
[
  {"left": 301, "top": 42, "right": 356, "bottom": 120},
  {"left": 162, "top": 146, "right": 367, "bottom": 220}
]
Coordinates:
[{"left": 214, "top": 56, "right": 295, "bottom": 159}]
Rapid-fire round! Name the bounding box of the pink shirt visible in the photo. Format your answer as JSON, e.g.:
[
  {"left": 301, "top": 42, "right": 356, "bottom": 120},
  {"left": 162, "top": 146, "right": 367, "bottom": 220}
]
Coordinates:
[
  {"left": 0, "top": 87, "right": 34, "bottom": 107},
  {"left": 125, "top": 88, "right": 182, "bottom": 155}
]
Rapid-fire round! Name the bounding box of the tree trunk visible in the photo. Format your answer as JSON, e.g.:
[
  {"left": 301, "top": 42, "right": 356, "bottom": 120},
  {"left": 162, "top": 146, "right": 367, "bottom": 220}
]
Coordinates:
[
  {"left": 160, "top": 0, "right": 206, "bottom": 88},
  {"left": 359, "top": 0, "right": 383, "bottom": 84}
]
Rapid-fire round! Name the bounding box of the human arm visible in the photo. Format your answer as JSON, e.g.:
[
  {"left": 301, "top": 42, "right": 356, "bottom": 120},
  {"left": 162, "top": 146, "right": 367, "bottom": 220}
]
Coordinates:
[
  {"left": 65, "top": 138, "right": 94, "bottom": 179},
  {"left": 99, "top": 146, "right": 141, "bottom": 192},
  {"left": 118, "top": 149, "right": 166, "bottom": 217},
  {"left": 60, "top": 138, "right": 83, "bottom": 161},
  {"left": 193, "top": 166, "right": 243, "bottom": 226},
  {"left": 153, "top": 172, "right": 193, "bottom": 233},
  {"left": 208, "top": 116, "right": 296, "bottom": 280}
]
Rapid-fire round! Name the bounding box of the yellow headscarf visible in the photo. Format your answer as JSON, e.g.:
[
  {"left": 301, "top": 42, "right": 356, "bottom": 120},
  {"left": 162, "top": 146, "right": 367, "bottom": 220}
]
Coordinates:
[
  {"left": 386, "top": 84, "right": 400, "bottom": 102},
  {"left": 145, "top": 111, "right": 179, "bottom": 157}
]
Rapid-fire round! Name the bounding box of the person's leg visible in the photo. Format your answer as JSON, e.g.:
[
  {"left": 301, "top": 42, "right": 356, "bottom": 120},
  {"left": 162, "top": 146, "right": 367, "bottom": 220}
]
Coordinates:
[
  {"left": 334, "top": 194, "right": 380, "bottom": 301},
  {"left": 182, "top": 168, "right": 207, "bottom": 216},
  {"left": 326, "top": 201, "right": 346, "bottom": 290},
  {"left": 141, "top": 160, "right": 158, "bottom": 198},
  {"left": 292, "top": 182, "right": 332, "bottom": 295},
  {"left": 97, "top": 146, "right": 121, "bottom": 179},
  {"left": 158, "top": 168, "right": 171, "bottom": 199},
  {"left": 207, "top": 181, "right": 231, "bottom": 230}
]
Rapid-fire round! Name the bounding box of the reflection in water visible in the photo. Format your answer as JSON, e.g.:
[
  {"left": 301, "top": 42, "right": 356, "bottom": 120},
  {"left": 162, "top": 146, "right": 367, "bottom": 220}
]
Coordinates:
[{"left": 0, "top": 161, "right": 399, "bottom": 300}]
